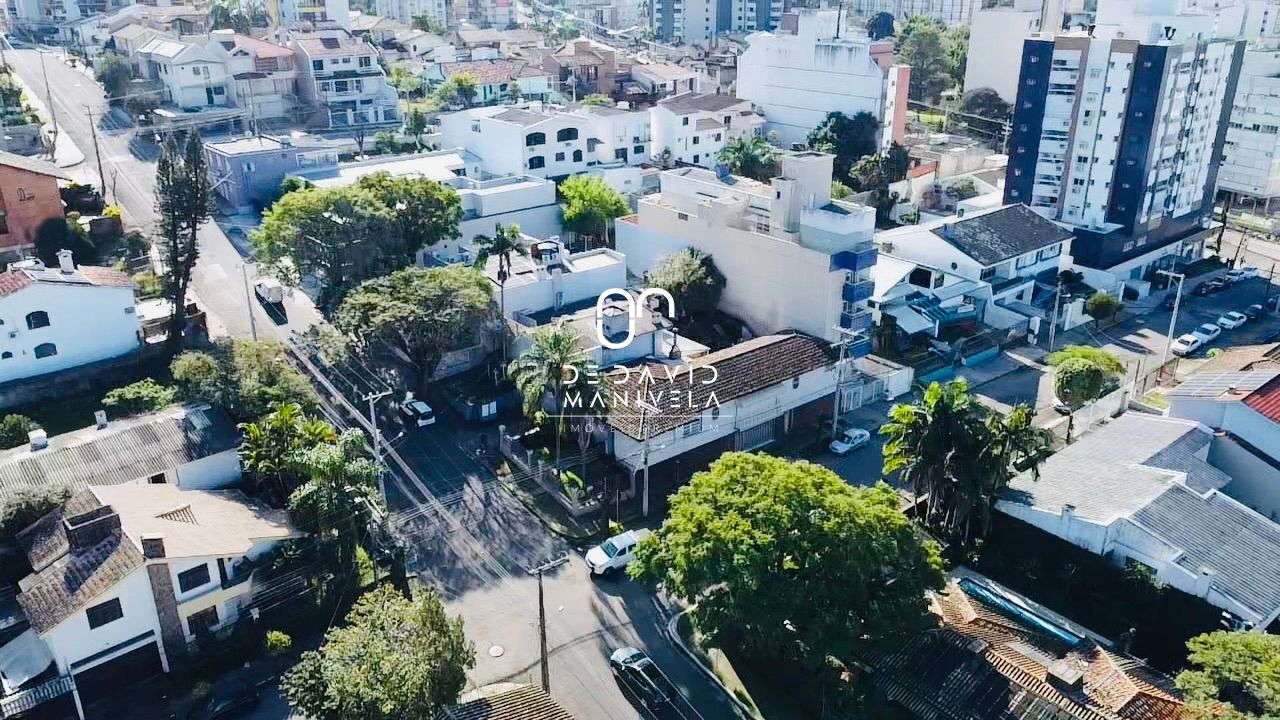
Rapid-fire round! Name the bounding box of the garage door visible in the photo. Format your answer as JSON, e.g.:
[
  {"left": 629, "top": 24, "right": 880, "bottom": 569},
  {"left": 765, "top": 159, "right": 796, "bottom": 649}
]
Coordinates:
[
  {"left": 74, "top": 642, "right": 163, "bottom": 703},
  {"left": 736, "top": 418, "right": 780, "bottom": 451}
]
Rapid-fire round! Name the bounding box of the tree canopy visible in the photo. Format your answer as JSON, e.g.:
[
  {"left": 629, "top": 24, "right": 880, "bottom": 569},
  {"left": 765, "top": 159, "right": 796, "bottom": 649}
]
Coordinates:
[
  {"left": 95, "top": 52, "right": 133, "bottom": 100},
  {"left": 716, "top": 134, "right": 776, "bottom": 181},
  {"left": 435, "top": 73, "right": 478, "bottom": 108},
  {"left": 1176, "top": 631, "right": 1280, "bottom": 720},
  {"left": 171, "top": 339, "right": 318, "bottom": 421},
  {"left": 631, "top": 452, "right": 945, "bottom": 667},
  {"left": 155, "top": 130, "right": 212, "bottom": 348},
  {"left": 559, "top": 175, "right": 629, "bottom": 249},
  {"left": 282, "top": 584, "right": 474, "bottom": 720},
  {"left": 1085, "top": 291, "right": 1124, "bottom": 327},
  {"left": 252, "top": 175, "right": 461, "bottom": 312},
  {"left": 898, "top": 18, "right": 954, "bottom": 102},
  {"left": 866, "top": 11, "right": 895, "bottom": 40},
  {"left": 647, "top": 248, "right": 726, "bottom": 320},
  {"left": 335, "top": 266, "right": 493, "bottom": 392},
  {"left": 807, "top": 111, "right": 881, "bottom": 184},
  {"left": 881, "top": 379, "right": 1049, "bottom": 543},
  {"left": 961, "top": 88, "right": 1012, "bottom": 121},
  {"left": 239, "top": 403, "right": 337, "bottom": 506}
]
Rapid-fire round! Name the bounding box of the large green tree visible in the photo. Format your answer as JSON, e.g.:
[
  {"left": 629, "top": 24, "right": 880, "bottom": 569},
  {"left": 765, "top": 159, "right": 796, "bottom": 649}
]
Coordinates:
[
  {"left": 716, "top": 134, "right": 776, "bottom": 181},
  {"left": 1176, "top": 631, "right": 1280, "bottom": 720},
  {"left": 559, "top": 174, "right": 629, "bottom": 250},
  {"left": 335, "top": 266, "right": 494, "bottom": 392},
  {"left": 961, "top": 88, "right": 1012, "bottom": 121},
  {"left": 171, "top": 339, "right": 318, "bottom": 421},
  {"left": 239, "top": 403, "right": 337, "bottom": 505},
  {"left": 287, "top": 429, "right": 382, "bottom": 584},
  {"left": 471, "top": 223, "right": 527, "bottom": 363},
  {"left": 647, "top": 248, "right": 725, "bottom": 320},
  {"left": 282, "top": 584, "right": 474, "bottom": 720},
  {"left": 944, "top": 25, "right": 969, "bottom": 89},
  {"left": 435, "top": 73, "right": 478, "bottom": 108},
  {"left": 881, "top": 379, "right": 1049, "bottom": 543},
  {"left": 353, "top": 172, "right": 462, "bottom": 252},
  {"left": 1048, "top": 345, "right": 1123, "bottom": 441},
  {"left": 94, "top": 52, "right": 133, "bottom": 100},
  {"left": 1085, "top": 291, "right": 1124, "bottom": 328},
  {"left": 898, "top": 20, "right": 954, "bottom": 102},
  {"left": 806, "top": 111, "right": 881, "bottom": 184},
  {"left": 155, "top": 130, "right": 212, "bottom": 350},
  {"left": 631, "top": 453, "right": 945, "bottom": 667}
]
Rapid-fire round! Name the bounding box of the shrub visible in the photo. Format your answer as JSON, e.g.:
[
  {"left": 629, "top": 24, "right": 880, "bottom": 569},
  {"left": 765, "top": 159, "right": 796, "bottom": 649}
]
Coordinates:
[
  {"left": 560, "top": 470, "right": 584, "bottom": 499},
  {"left": 103, "top": 205, "right": 122, "bottom": 219},
  {"left": 265, "top": 630, "right": 293, "bottom": 656},
  {"left": 0, "top": 483, "right": 71, "bottom": 539},
  {"left": 102, "top": 379, "right": 177, "bottom": 416},
  {"left": 0, "top": 414, "right": 40, "bottom": 449}
]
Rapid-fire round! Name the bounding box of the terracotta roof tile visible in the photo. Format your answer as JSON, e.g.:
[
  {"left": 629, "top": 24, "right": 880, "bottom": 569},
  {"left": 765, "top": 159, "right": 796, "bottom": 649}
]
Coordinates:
[
  {"left": 447, "top": 685, "right": 574, "bottom": 719},
  {"left": 1243, "top": 373, "right": 1280, "bottom": 423},
  {"left": 0, "top": 271, "right": 32, "bottom": 298}
]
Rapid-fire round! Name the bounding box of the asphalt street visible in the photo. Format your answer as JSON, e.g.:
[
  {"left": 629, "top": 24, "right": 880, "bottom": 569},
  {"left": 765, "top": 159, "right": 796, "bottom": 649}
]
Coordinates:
[{"left": 9, "top": 46, "right": 741, "bottom": 720}]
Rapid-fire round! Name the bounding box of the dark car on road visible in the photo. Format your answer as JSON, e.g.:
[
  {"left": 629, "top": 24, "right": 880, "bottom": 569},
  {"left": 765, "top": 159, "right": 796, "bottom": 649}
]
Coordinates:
[
  {"left": 1193, "top": 278, "right": 1229, "bottom": 297},
  {"left": 610, "top": 647, "right": 670, "bottom": 709},
  {"left": 186, "top": 682, "right": 260, "bottom": 720}
]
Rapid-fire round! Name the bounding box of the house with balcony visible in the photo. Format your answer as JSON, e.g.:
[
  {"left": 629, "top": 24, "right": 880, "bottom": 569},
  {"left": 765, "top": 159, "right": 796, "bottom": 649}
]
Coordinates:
[
  {"left": 292, "top": 31, "right": 399, "bottom": 128},
  {"left": 437, "top": 101, "right": 651, "bottom": 180},
  {"left": 543, "top": 38, "right": 617, "bottom": 98},
  {"left": 135, "top": 36, "right": 231, "bottom": 109},
  {"left": 205, "top": 135, "right": 341, "bottom": 212},
  {"left": 616, "top": 151, "right": 878, "bottom": 349},
  {"left": 872, "top": 204, "right": 1075, "bottom": 344},
  {"left": 629, "top": 62, "right": 699, "bottom": 100},
  {"left": 649, "top": 92, "right": 764, "bottom": 170},
  {"left": 279, "top": 0, "right": 350, "bottom": 28},
  {"left": 0, "top": 483, "right": 298, "bottom": 717},
  {"left": 206, "top": 30, "right": 299, "bottom": 121}
]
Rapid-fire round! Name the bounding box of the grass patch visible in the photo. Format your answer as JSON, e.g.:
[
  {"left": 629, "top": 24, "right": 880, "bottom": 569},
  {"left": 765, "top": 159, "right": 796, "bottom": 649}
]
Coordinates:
[{"left": 1141, "top": 391, "right": 1170, "bottom": 409}]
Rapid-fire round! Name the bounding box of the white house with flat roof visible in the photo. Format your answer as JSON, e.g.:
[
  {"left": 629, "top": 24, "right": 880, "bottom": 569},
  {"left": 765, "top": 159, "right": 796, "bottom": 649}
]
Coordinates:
[
  {"left": 649, "top": 92, "right": 763, "bottom": 170},
  {"left": 616, "top": 151, "right": 877, "bottom": 350},
  {"left": 484, "top": 236, "right": 626, "bottom": 322}
]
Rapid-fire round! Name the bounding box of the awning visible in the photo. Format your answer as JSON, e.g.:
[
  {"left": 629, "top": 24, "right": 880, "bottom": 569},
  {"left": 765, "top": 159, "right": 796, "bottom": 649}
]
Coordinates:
[
  {"left": 0, "top": 630, "right": 55, "bottom": 695},
  {"left": 887, "top": 308, "right": 933, "bottom": 336}
]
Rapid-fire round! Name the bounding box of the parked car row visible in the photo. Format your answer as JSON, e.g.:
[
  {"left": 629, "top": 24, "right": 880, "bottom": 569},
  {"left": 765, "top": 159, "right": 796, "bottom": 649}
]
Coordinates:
[{"left": 1170, "top": 310, "right": 1255, "bottom": 356}]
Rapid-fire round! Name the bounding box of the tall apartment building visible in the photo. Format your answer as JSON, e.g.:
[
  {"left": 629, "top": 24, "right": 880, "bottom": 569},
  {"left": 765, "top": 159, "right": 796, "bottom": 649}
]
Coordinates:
[
  {"left": 278, "top": 0, "right": 350, "bottom": 29},
  {"left": 963, "top": 0, "right": 1050, "bottom": 103},
  {"left": 849, "top": 0, "right": 975, "bottom": 25},
  {"left": 374, "top": 0, "right": 448, "bottom": 27},
  {"left": 292, "top": 32, "right": 400, "bottom": 127},
  {"left": 736, "top": 9, "right": 906, "bottom": 147},
  {"left": 1003, "top": 0, "right": 1244, "bottom": 287},
  {"left": 1219, "top": 47, "right": 1280, "bottom": 207},
  {"left": 651, "top": 0, "right": 784, "bottom": 44}
]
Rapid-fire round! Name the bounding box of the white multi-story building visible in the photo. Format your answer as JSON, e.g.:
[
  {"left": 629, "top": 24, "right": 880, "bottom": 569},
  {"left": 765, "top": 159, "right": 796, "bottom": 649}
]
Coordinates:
[
  {"left": 1004, "top": 0, "right": 1244, "bottom": 287},
  {"left": 438, "top": 102, "right": 651, "bottom": 179},
  {"left": 651, "top": 0, "right": 783, "bottom": 43},
  {"left": 135, "top": 35, "right": 232, "bottom": 109},
  {"left": 649, "top": 92, "right": 763, "bottom": 169},
  {"left": 0, "top": 253, "right": 138, "bottom": 384},
  {"left": 964, "top": 0, "right": 1049, "bottom": 103},
  {"left": 736, "top": 9, "right": 904, "bottom": 148},
  {"left": 850, "top": 0, "right": 976, "bottom": 24},
  {"left": 616, "top": 150, "right": 878, "bottom": 345},
  {"left": 279, "top": 0, "right": 349, "bottom": 28},
  {"left": 292, "top": 32, "right": 400, "bottom": 127},
  {"left": 1219, "top": 46, "right": 1280, "bottom": 207},
  {"left": 374, "top": 0, "right": 446, "bottom": 26},
  {"left": 631, "top": 62, "right": 700, "bottom": 98}
]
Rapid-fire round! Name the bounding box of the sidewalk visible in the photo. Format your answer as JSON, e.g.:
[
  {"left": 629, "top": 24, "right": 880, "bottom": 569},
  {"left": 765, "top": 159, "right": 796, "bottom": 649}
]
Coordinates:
[{"left": 9, "top": 54, "right": 85, "bottom": 168}]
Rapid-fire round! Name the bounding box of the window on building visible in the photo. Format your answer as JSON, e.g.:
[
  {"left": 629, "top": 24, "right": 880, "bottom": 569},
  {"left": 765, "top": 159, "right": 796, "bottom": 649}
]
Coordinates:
[
  {"left": 556, "top": 128, "right": 578, "bottom": 142},
  {"left": 1038, "top": 244, "right": 1061, "bottom": 261},
  {"left": 633, "top": 145, "right": 643, "bottom": 155},
  {"left": 178, "top": 563, "right": 211, "bottom": 593},
  {"left": 0, "top": 211, "right": 8, "bottom": 235},
  {"left": 0, "top": 352, "right": 10, "bottom": 360},
  {"left": 681, "top": 417, "right": 703, "bottom": 437},
  {"left": 980, "top": 267, "right": 996, "bottom": 280},
  {"left": 572, "top": 149, "right": 583, "bottom": 162},
  {"left": 213, "top": 86, "right": 225, "bottom": 96},
  {"left": 15, "top": 188, "right": 31, "bottom": 201},
  {"left": 693, "top": 154, "right": 700, "bottom": 164},
  {"left": 528, "top": 156, "right": 544, "bottom": 169},
  {"left": 312, "top": 59, "right": 323, "bottom": 71},
  {"left": 525, "top": 132, "right": 546, "bottom": 146},
  {"left": 87, "top": 598, "right": 123, "bottom": 629},
  {"left": 681, "top": 117, "right": 689, "bottom": 126},
  {"left": 555, "top": 152, "right": 565, "bottom": 161},
  {"left": 33, "top": 343, "right": 55, "bottom": 359},
  {"left": 187, "top": 606, "right": 219, "bottom": 636},
  {"left": 25, "top": 311, "right": 49, "bottom": 330},
  {"left": 692, "top": 136, "right": 699, "bottom": 145},
  {"left": 359, "top": 56, "right": 371, "bottom": 67},
  {"left": 614, "top": 148, "right": 627, "bottom": 160}
]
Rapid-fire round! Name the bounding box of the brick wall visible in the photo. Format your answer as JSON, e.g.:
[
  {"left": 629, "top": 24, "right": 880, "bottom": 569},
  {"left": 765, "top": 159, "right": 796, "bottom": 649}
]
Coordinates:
[{"left": 0, "top": 165, "right": 64, "bottom": 257}]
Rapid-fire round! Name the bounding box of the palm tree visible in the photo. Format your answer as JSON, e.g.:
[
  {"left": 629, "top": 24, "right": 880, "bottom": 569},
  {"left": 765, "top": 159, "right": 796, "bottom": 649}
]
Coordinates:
[
  {"left": 239, "top": 402, "right": 337, "bottom": 504},
  {"left": 881, "top": 379, "right": 1047, "bottom": 544},
  {"left": 716, "top": 134, "right": 776, "bottom": 181},
  {"left": 472, "top": 223, "right": 527, "bottom": 364},
  {"left": 507, "top": 323, "right": 589, "bottom": 469}
]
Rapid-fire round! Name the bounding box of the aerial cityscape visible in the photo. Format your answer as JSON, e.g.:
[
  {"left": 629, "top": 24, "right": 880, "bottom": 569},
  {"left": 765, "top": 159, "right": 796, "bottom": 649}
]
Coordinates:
[{"left": 0, "top": 0, "right": 1277, "bottom": 717}]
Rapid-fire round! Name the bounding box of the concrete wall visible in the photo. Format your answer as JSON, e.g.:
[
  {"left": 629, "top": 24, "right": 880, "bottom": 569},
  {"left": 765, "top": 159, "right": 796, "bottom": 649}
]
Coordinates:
[
  {"left": 964, "top": 8, "right": 1042, "bottom": 103},
  {"left": 500, "top": 251, "right": 626, "bottom": 318},
  {"left": 1209, "top": 434, "right": 1280, "bottom": 522},
  {"left": 174, "top": 450, "right": 242, "bottom": 491},
  {"left": 0, "top": 283, "right": 140, "bottom": 384}
]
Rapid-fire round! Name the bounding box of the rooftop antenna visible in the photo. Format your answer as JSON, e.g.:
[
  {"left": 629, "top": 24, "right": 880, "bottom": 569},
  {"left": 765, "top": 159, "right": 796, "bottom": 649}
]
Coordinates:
[{"left": 834, "top": 0, "right": 842, "bottom": 39}]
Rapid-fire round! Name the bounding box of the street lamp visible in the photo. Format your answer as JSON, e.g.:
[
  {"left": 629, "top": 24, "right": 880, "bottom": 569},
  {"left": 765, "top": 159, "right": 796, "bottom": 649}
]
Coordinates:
[{"left": 1156, "top": 269, "right": 1186, "bottom": 372}]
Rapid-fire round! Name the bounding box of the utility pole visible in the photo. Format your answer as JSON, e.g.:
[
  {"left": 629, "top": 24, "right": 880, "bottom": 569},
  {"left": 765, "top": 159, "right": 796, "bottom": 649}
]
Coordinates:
[
  {"left": 637, "top": 400, "right": 658, "bottom": 517},
  {"left": 364, "top": 388, "right": 393, "bottom": 502},
  {"left": 1266, "top": 262, "right": 1277, "bottom": 315},
  {"left": 239, "top": 263, "right": 257, "bottom": 341},
  {"left": 1156, "top": 269, "right": 1185, "bottom": 372},
  {"left": 828, "top": 324, "right": 862, "bottom": 441},
  {"left": 1047, "top": 278, "right": 1064, "bottom": 353},
  {"left": 85, "top": 105, "right": 108, "bottom": 203},
  {"left": 38, "top": 51, "right": 56, "bottom": 159},
  {"left": 527, "top": 554, "right": 569, "bottom": 693}
]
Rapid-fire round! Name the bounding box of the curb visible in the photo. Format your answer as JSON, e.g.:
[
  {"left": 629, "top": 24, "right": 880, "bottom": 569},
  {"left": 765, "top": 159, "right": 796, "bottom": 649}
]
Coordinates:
[
  {"left": 497, "top": 475, "right": 600, "bottom": 544},
  {"left": 661, "top": 605, "right": 755, "bottom": 720}
]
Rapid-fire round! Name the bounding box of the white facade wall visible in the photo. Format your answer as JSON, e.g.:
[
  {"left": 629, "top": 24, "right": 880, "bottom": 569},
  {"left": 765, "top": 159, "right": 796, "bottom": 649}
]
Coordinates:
[
  {"left": 736, "top": 11, "right": 887, "bottom": 147},
  {"left": 1221, "top": 48, "right": 1280, "bottom": 199},
  {"left": 964, "top": 8, "right": 1043, "bottom": 103},
  {"left": 173, "top": 450, "right": 242, "bottom": 491},
  {"left": 375, "top": 0, "right": 447, "bottom": 24},
  {"left": 439, "top": 107, "right": 650, "bottom": 178},
  {"left": 280, "top": 0, "right": 351, "bottom": 28},
  {"left": 499, "top": 251, "right": 626, "bottom": 318},
  {"left": 612, "top": 362, "right": 837, "bottom": 469},
  {"left": 42, "top": 569, "right": 163, "bottom": 675},
  {"left": 0, "top": 283, "right": 139, "bottom": 384},
  {"left": 649, "top": 100, "right": 757, "bottom": 169}
]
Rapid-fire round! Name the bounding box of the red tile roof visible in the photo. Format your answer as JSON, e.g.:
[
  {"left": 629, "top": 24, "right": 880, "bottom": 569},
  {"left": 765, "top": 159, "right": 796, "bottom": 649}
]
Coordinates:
[
  {"left": 1243, "top": 374, "right": 1280, "bottom": 423},
  {"left": 0, "top": 271, "right": 32, "bottom": 298}
]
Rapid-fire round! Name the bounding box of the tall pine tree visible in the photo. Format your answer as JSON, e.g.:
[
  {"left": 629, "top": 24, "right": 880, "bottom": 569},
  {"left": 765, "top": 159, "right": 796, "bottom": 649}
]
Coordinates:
[{"left": 155, "top": 131, "right": 212, "bottom": 350}]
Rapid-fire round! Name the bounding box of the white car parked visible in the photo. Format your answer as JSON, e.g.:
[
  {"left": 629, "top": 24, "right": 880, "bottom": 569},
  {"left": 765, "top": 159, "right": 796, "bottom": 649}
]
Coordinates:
[
  {"left": 1170, "top": 334, "right": 1203, "bottom": 357},
  {"left": 1193, "top": 322, "right": 1223, "bottom": 344},
  {"left": 829, "top": 428, "right": 872, "bottom": 456},
  {"left": 1217, "top": 311, "right": 1249, "bottom": 330},
  {"left": 586, "top": 529, "right": 652, "bottom": 576}
]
